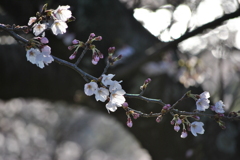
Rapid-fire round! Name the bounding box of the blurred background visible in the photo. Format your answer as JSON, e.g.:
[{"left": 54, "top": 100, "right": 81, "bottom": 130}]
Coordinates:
[{"left": 1, "top": 0, "right": 240, "bottom": 159}]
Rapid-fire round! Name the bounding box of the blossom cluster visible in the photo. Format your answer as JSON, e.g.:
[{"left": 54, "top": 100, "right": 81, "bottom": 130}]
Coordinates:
[
  {"left": 84, "top": 74, "right": 126, "bottom": 112},
  {"left": 171, "top": 113, "right": 205, "bottom": 138},
  {"left": 196, "top": 91, "right": 225, "bottom": 114},
  {"left": 168, "top": 91, "right": 226, "bottom": 138},
  {"left": 68, "top": 33, "right": 104, "bottom": 65},
  {"left": 25, "top": 5, "right": 74, "bottom": 68},
  {"left": 26, "top": 37, "right": 53, "bottom": 68},
  {"left": 28, "top": 5, "right": 73, "bottom": 36}
]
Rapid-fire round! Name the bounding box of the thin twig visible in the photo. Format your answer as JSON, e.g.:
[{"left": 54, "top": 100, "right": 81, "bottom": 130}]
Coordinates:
[
  {"left": 52, "top": 56, "right": 98, "bottom": 82},
  {"left": 124, "top": 93, "right": 166, "bottom": 106},
  {"left": 75, "top": 46, "right": 88, "bottom": 66}
]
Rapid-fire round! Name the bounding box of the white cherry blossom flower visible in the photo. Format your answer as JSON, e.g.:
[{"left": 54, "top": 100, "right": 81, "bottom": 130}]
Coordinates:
[
  {"left": 190, "top": 121, "right": 205, "bottom": 136},
  {"left": 110, "top": 89, "right": 126, "bottom": 106},
  {"left": 95, "top": 87, "right": 109, "bottom": 102},
  {"left": 213, "top": 100, "right": 225, "bottom": 113},
  {"left": 51, "top": 20, "right": 68, "bottom": 35},
  {"left": 41, "top": 45, "right": 54, "bottom": 66},
  {"left": 106, "top": 101, "right": 118, "bottom": 112},
  {"left": 200, "top": 91, "right": 210, "bottom": 99},
  {"left": 33, "top": 23, "right": 47, "bottom": 36},
  {"left": 53, "top": 5, "right": 72, "bottom": 22},
  {"left": 84, "top": 82, "right": 98, "bottom": 96},
  {"left": 106, "top": 88, "right": 126, "bottom": 112},
  {"left": 28, "top": 17, "right": 37, "bottom": 26},
  {"left": 26, "top": 48, "right": 41, "bottom": 64},
  {"left": 109, "top": 80, "right": 122, "bottom": 92},
  {"left": 26, "top": 46, "right": 53, "bottom": 68},
  {"left": 196, "top": 91, "right": 210, "bottom": 111},
  {"left": 101, "top": 74, "right": 115, "bottom": 86}
]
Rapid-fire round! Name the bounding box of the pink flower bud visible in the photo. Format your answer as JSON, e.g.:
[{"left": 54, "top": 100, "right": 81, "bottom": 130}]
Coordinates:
[
  {"left": 176, "top": 118, "right": 182, "bottom": 125},
  {"left": 89, "top": 33, "right": 95, "bottom": 39},
  {"left": 68, "top": 45, "right": 75, "bottom": 50},
  {"left": 133, "top": 113, "right": 140, "bottom": 119},
  {"left": 192, "top": 115, "right": 200, "bottom": 120},
  {"left": 92, "top": 59, "right": 98, "bottom": 65},
  {"left": 181, "top": 130, "right": 188, "bottom": 138},
  {"left": 108, "top": 47, "right": 115, "bottom": 54},
  {"left": 127, "top": 118, "right": 133, "bottom": 128},
  {"left": 122, "top": 102, "right": 129, "bottom": 109},
  {"left": 144, "top": 78, "right": 151, "bottom": 84},
  {"left": 69, "top": 52, "right": 77, "bottom": 60},
  {"left": 95, "top": 36, "right": 102, "bottom": 41},
  {"left": 156, "top": 115, "right": 162, "bottom": 123},
  {"left": 99, "top": 53, "right": 104, "bottom": 59},
  {"left": 163, "top": 104, "right": 171, "bottom": 110},
  {"left": 72, "top": 39, "right": 79, "bottom": 44},
  {"left": 40, "top": 37, "right": 49, "bottom": 44},
  {"left": 174, "top": 125, "right": 180, "bottom": 132}
]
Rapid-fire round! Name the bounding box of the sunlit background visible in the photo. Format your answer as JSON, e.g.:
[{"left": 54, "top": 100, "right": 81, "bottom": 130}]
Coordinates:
[{"left": 130, "top": 0, "right": 240, "bottom": 111}]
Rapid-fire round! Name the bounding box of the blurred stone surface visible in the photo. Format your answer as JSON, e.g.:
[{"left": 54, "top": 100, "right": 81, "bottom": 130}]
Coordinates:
[{"left": 0, "top": 98, "right": 151, "bottom": 160}]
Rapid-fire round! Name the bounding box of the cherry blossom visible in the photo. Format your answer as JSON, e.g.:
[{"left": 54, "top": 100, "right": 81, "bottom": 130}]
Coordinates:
[
  {"left": 212, "top": 100, "right": 225, "bottom": 113},
  {"left": 196, "top": 91, "right": 210, "bottom": 111},
  {"left": 95, "top": 87, "right": 109, "bottom": 102},
  {"left": 53, "top": 5, "right": 72, "bottom": 22},
  {"left": 109, "top": 80, "right": 122, "bottom": 92},
  {"left": 105, "top": 89, "right": 126, "bottom": 112},
  {"left": 51, "top": 20, "right": 68, "bottom": 35},
  {"left": 106, "top": 101, "right": 118, "bottom": 112},
  {"left": 199, "top": 91, "right": 210, "bottom": 99},
  {"left": 28, "top": 17, "right": 37, "bottom": 26},
  {"left": 101, "top": 74, "right": 115, "bottom": 86},
  {"left": 33, "top": 23, "right": 47, "bottom": 36},
  {"left": 190, "top": 121, "right": 205, "bottom": 136},
  {"left": 26, "top": 46, "right": 53, "bottom": 68},
  {"left": 84, "top": 82, "right": 98, "bottom": 96},
  {"left": 109, "top": 89, "right": 126, "bottom": 106},
  {"left": 26, "top": 48, "right": 41, "bottom": 64}
]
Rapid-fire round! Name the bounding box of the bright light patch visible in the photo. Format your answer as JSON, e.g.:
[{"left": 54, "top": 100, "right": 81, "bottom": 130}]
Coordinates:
[
  {"left": 197, "top": 0, "right": 223, "bottom": 25},
  {"left": 234, "top": 30, "right": 240, "bottom": 50},
  {"left": 134, "top": 8, "right": 172, "bottom": 36},
  {"left": 173, "top": 4, "right": 191, "bottom": 23},
  {"left": 169, "top": 22, "right": 187, "bottom": 39}
]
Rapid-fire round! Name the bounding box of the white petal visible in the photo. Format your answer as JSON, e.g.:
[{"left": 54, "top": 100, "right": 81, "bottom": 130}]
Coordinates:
[
  {"left": 106, "top": 102, "right": 117, "bottom": 112},
  {"left": 84, "top": 82, "right": 98, "bottom": 96},
  {"left": 95, "top": 87, "right": 109, "bottom": 102}
]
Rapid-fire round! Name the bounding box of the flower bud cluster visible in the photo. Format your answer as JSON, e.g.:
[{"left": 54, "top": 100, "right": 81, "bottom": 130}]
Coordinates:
[
  {"left": 140, "top": 78, "right": 151, "bottom": 91},
  {"left": 68, "top": 39, "right": 85, "bottom": 60},
  {"left": 107, "top": 47, "right": 122, "bottom": 65},
  {"left": 170, "top": 114, "right": 205, "bottom": 138},
  {"left": 161, "top": 104, "right": 171, "bottom": 115}
]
